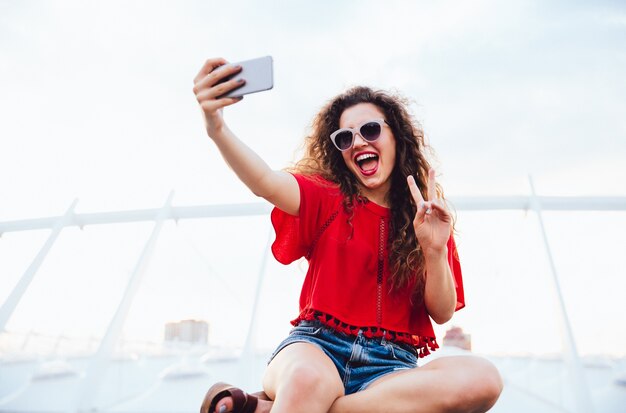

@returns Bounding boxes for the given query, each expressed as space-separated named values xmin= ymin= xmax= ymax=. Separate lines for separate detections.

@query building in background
xmin=164 ymin=320 xmax=209 ymax=345
xmin=442 ymin=326 xmax=471 ymax=351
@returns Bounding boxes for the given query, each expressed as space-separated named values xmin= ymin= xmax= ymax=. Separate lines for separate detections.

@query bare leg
xmin=210 ymin=342 xmax=344 ymax=413
xmin=262 ymin=342 xmax=345 ymax=413
xmin=329 ymin=355 xmax=503 ymax=413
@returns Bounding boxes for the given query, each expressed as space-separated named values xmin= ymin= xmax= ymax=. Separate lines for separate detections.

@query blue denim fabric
xmin=268 ymin=320 xmax=419 ymax=395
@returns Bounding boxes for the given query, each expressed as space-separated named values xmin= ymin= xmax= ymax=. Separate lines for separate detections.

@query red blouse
xmin=271 ymin=174 xmax=464 ymax=357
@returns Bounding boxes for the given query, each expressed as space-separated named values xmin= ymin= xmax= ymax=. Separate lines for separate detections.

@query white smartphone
xmin=217 ymin=56 xmax=274 ymax=98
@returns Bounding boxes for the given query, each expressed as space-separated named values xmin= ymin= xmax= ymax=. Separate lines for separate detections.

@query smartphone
xmin=217 ymin=56 xmax=274 ymax=98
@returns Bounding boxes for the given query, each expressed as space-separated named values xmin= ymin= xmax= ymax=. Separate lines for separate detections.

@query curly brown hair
xmin=291 ymin=86 xmax=446 ymax=301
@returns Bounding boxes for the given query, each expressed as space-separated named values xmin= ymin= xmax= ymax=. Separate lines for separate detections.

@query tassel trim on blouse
xmin=292 ymin=309 xmax=439 ymax=358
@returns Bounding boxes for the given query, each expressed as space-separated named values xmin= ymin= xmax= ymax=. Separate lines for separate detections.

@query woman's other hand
xmin=407 ymin=169 xmax=452 ymax=256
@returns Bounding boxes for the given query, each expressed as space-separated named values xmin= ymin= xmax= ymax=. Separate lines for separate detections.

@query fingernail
xmin=426 ymin=208 xmax=432 ymax=214
xmin=238 ymin=78 xmax=245 ymax=83
xmin=419 ymin=201 xmax=425 ymax=209
xmin=219 ymin=405 xmax=227 ymax=413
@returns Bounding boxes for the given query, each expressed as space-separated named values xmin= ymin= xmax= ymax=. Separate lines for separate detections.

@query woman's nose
xmin=353 ymin=133 xmax=368 ymax=148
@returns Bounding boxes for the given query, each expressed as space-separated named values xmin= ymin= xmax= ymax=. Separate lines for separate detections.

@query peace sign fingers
xmin=407 ymin=169 xmax=452 ymax=252
xmin=408 ymin=169 xmax=438 ymax=217
xmin=407 ymin=174 xmax=428 ymax=215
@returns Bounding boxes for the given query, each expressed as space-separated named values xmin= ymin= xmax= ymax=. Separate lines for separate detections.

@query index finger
xmin=193 ymin=57 xmax=228 ymax=84
xmin=407 ymin=175 xmax=425 ymax=205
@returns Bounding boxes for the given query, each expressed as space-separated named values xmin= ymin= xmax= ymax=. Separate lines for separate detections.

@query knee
xmin=444 ymin=357 xmax=503 ymax=413
xmin=472 ymin=359 xmax=503 ymax=410
xmin=281 ymin=362 xmax=343 ymax=400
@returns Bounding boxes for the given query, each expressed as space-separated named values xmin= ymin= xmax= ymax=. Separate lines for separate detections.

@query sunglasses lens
xmin=360 ymin=122 xmax=382 ymax=141
xmin=335 ymin=131 xmax=354 ymax=150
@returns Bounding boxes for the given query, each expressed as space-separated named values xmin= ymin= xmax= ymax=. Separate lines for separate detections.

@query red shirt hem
xmin=292 ymin=309 xmax=440 ymax=358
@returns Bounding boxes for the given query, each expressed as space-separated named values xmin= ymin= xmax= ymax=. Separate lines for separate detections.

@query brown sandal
xmin=201 ymin=382 xmax=267 ymax=413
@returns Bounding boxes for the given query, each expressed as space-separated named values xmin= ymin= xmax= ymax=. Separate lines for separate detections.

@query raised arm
xmin=407 ymin=170 xmax=457 ymax=324
xmin=193 ymin=58 xmax=300 ymax=215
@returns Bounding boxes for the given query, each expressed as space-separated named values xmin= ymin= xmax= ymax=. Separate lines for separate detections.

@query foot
xmin=213 ymin=396 xmax=272 ymax=413
xmin=201 ymin=383 xmax=273 ymax=413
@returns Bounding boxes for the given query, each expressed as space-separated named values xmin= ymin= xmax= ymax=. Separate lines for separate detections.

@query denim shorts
xmin=268 ymin=320 xmax=419 ymax=395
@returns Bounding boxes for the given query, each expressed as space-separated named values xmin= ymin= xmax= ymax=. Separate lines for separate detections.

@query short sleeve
xmin=270 ymin=174 xmax=339 ymax=265
xmin=448 ymin=235 xmax=465 ymax=311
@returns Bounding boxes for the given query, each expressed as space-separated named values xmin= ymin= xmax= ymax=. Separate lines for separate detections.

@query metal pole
xmin=73 ymin=191 xmax=174 ymax=413
xmin=237 ymin=224 xmax=273 ymax=391
xmin=0 ymin=199 xmax=78 ymax=332
xmin=528 ymin=176 xmax=594 ymax=413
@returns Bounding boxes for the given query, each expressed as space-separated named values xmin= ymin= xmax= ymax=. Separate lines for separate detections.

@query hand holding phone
xmin=216 ymin=56 xmax=274 ymax=98
xmin=193 ymin=56 xmax=273 ymax=139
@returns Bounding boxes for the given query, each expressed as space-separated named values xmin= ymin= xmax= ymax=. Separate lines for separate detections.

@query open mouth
xmin=355 ymin=152 xmax=379 ymax=176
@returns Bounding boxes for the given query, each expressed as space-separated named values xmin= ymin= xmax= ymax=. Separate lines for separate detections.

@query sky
xmin=0 ymin=0 xmax=625 ymax=358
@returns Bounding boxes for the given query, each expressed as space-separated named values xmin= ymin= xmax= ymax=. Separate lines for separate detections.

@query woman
xmin=193 ymin=57 xmax=502 ymax=413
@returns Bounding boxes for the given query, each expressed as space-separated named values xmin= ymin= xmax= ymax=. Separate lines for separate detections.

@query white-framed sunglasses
xmin=330 ymin=119 xmax=388 ymax=151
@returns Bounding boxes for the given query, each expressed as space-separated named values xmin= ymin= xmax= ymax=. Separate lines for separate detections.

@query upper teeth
xmin=356 ymin=154 xmax=377 ymax=162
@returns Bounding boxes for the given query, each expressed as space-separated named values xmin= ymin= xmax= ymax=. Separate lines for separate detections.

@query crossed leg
xmin=210 ymin=344 xmax=502 ymax=413
xmin=208 ymin=342 xmax=343 ymax=413
xmin=328 ymin=355 xmax=503 ymax=413
xmin=261 ymin=342 xmax=345 ymax=413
